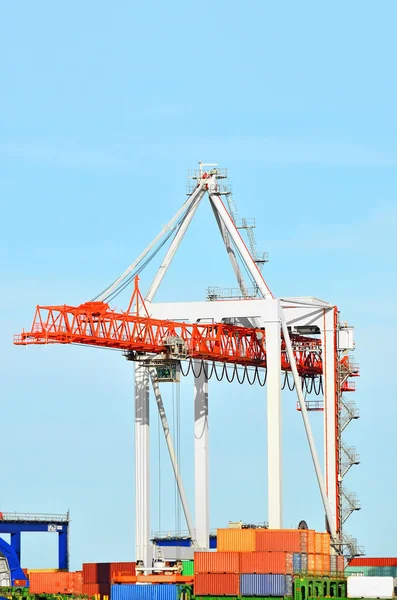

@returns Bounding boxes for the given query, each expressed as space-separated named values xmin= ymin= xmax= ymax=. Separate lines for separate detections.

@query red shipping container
xmin=240 ymin=552 xmax=293 ymax=574
xmin=83 ymin=562 xmax=136 ymax=584
xmin=255 ymin=530 xmax=301 ymax=553
xmin=194 ymin=574 xmax=240 ymax=596
xmin=195 ymin=552 xmax=240 ymax=574
xmin=349 ymin=557 xmax=397 ymax=567
xmin=29 ymin=571 xmax=83 ymax=594
xmin=82 ymin=583 xmax=111 ymax=598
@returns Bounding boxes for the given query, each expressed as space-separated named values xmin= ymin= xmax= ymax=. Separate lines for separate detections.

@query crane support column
xmin=194 ymin=361 xmax=209 ymax=549
xmin=10 ymin=533 xmax=21 ymax=564
xmin=135 ymin=362 xmax=151 ymax=567
xmin=321 ymin=308 xmax=339 ymax=533
xmin=266 ymin=306 xmax=282 ymax=529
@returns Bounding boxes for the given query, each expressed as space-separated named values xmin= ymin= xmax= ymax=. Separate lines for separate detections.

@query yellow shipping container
xmin=217 ymin=528 xmax=256 ymax=552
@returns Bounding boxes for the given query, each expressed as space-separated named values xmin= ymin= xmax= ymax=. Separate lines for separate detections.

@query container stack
xmin=194 ymin=527 xmax=344 ymax=597
xmin=346 ymin=557 xmax=397 ymax=577
xmin=83 ymin=562 xmax=136 ymax=598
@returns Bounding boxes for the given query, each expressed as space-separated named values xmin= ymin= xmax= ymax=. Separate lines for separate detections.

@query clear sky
xmin=1 ymin=1 xmax=396 ymax=569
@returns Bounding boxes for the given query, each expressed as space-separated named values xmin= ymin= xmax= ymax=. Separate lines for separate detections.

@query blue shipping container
xmin=293 ymin=554 xmax=301 ymax=573
xmin=240 ymin=574 xmax=286 ymax=597
xmin=111 ymin=584 xmax=178 ymax=600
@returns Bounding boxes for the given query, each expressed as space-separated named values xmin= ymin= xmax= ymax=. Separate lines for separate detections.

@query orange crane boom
xmin=14 ymin=278 xmax=322 ymax=377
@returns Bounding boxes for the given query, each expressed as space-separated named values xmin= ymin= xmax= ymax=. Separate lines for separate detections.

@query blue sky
xmin=1 ymin=0 xmax=396 ymax=569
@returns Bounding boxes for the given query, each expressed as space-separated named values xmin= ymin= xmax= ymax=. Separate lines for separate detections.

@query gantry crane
xmin=14 ymin=164 xmax=360 ymax=567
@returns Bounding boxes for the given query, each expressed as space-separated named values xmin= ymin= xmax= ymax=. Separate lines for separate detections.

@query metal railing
xmin=1 ymin=512 xmax=69 ymax=523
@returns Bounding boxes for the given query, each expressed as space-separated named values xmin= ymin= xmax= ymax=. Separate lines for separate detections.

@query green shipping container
xmin=346 ymin=565 xmax=397 ymax=577
xmin=182 ymin=560 xmax=194 ymax=576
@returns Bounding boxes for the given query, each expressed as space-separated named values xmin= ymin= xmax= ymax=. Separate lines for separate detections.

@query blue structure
xmin=152 ymin=534 xmax=217 ymax=549
xmin=0 ymin=536 xmax=29 ymax=586
xmin=0 ymin=512 xmax=69 ymax=570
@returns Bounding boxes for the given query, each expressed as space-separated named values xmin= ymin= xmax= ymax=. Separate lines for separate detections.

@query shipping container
xmin=83 ymin=562 xmax=136 ymax=584
xmin=217 ymin=529 xmax=256 ymax=553
xmin=195 ymin=552 xmax=240 ymax=573
xmin=346 ymin=566 xmax=397 ymax=577
xmin=194 ymin=574 xmax=240 ymax=596
xmin=336 ymin=555 xmax=345 ymax=573
xmin=349 ymin=557 xmax=397 ymax=567
xmin=111 ymin=584 xmax=178 ymax=600
xmin=286 ymin=575 xmax=293 ymax=597
xmin=314 ymin=553 xmax=330 ymax=574
xmin=330 ymin=555 xmax=337 ymax=573
xmin=307 ymin=555 xmax=315 ymax=573
xmin=240 ymin=552 xmax=292 ymax=575
xmin=83 ymin=583 xmax=111 ymax=598
xmin=293 ymin=554 xmax=301 ymax=574
xmin=301 ymin=554 xmax=308 ymax=573
xmin=314 ymin=533 xmax=330 ymax=555
xmin=347 ymin=576 xmax=394 ymax=599
xmin=181 ymin=561 xmax=194 ymax=576
xmin=255 ymin=530 xmax=302 ymax=553
xmin=240 ymin=574 xmax=286 ymax=597
xmin=307 ymin=531 xmax=316 ymax=555
xmin=29 ymin=571 xmax=83 ymax=594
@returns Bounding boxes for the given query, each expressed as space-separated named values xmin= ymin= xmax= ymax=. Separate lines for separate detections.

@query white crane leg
xmin=280 ymin=311 xmax=337 ymax=541
xmin=321 ymin=308 xmax=339 ymax=532
xmin=208 ymin=190 xmax=273 ymax=299
xmin=210 ymin=203 xmax=249 ymax=297
xmin=135 ymin=362 xmax=151 ymax=567
xmin=149 ymin=368 xmax=198 ymax=546
xmin=194 ymin=361 xmax=209 ymax=549
xmin=266 ymin=318 xmax=283 ymax=529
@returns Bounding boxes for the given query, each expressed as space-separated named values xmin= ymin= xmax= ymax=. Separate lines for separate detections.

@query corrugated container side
xmin=30 ymin=572 xmax=82 ymax=595
xmin=255 ymin=531 xmax=301 ymax=553
xmin=337 ymin=555 xmax=345 ymax=572
xmin=321 ymin=533 xmax=331 ymax=555
xmin=330 ymin=555 xmax=337 ymax=573
xmin=217 ymin=529 xmax=256 ymax=553
xmin=195 ymin=552 xmax=239 ymax=573
xmin=83 ymin=562 xmax=135 ymax=584
xmin=346 ymin=566 xmax=397 ymax=577
xmin=349 ymin=558 xmax=397 ymax=567
xmin=240 ymin=552 xmax=292 ymax=575
xmin=286 ymin=575 xmax=293 ymax=597
xmin=308 ymin=554 xmax=315 ymax=573
xmin=293 ymin=554 xmax=301 ymax=573
xmin=111 ymin=584 xmax=178 ymax=600
xmin=240 ymin=574 xmax=286 ymax=597
xmin=181 ymin=561 xmax=194 ymax=576
xmin=194 ymin=574 xmax=240 ymax=596
xmin=300 ymin=531 xmax=308 ymax=553
xmin=301 ymin=554 xmax=308 ymax=573
xmin=82 ymin=583 xmax=111 ymax=598
xmin=314 ymin=533 xmax=322 ymax=554
xmin=307 ymin=531 xmax=316 ymax=555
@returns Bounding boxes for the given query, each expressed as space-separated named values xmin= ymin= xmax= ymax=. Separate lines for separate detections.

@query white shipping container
xmin=347 ymin=576 xmax=394 ymax=599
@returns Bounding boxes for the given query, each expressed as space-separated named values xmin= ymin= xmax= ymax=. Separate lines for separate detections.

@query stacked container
xmin=346 ymin=557 xmax=397 ymax=577
xmin=83 ymin=562 xmax=136 ymax=599
xmin=194 ymin=527 xmax=343 ymax=597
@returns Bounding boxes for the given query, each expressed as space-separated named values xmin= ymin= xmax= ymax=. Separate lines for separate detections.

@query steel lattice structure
xmin=14 ymin=163 xmax=360 ymax=567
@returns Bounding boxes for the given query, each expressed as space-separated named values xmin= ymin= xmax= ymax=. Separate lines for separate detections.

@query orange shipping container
xmin=255 ymin=530 xmax=302 ymax=553
xmin=336 ymin=555 xmax=345 ymax=572
xmin=300 ymin=530 xmax=308 ymax=553
xmin=308 ymin=554 xmax=315 ymax=573
xmin=82 ymin=582 xmax=111 ymax=598
xmin=307 ymin=531 xmax=316 ymax=554
xmin=83 ymin=562 xmax=136 ymax=584
xmin=314 ymin=554 xmax=331 ymax=574
xmin=195 ymin=552 xmax=240 ymax=573
xmin=240 ymin=552 xmax=293 ymax=574
xmin=217 ymin=529 xmax=256 ymax=552
xmin=321 ymin=533 xmax=331 ymax=555
xmin=194 ymin=573 xmax=240 ymax=596
xmin=29 ymin=571 xmax=83 ymax=594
